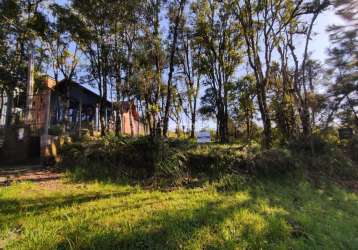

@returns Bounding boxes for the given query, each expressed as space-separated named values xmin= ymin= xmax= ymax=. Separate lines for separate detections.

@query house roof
xmin=55 ymin=79 xmax=111 ymax=107
xmin=47 ymin=78 xmax=141 ymax=120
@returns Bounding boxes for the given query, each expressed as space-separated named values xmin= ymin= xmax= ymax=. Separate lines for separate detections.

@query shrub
xmin=347 ymin=135 xmax=358 ymax=162
xmin=154 ymin=147 xmax=188 ymax=185
xmin=185 ymin=145 xmax=246 ymax=178
xmin=59 ymin=135 xmax=357 ymax=185
xmin=311 ymin=148 xmax=358 ymax=180
xmin=250 ymin=148 xmax=297 ymax=177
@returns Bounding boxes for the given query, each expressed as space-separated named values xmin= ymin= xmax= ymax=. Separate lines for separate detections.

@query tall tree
xmin=0 ymin=0 xmax=47 ymax=130
xmin=193 ymin=0 xmax=243 ymax=142
xmin=131 ymin=0 xmax=165 ymax=137
xmin=235 ymin=0 xmax=328 ymax=147
xmin=177 ymin=15 xmax=201 ymax=138
xmin=58 ymin=0 xmax=129 ymax=135
xmin=162 ymin=0 xmax=187 ymax=137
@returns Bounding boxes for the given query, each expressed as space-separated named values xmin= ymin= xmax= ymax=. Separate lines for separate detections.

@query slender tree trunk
xmin=190 ymin=112 xmax=196 ymax=139
xmin=162 ymin=0 xmax=186 ymax=137
xmin=245 ymin=108 xmax=251 ymax=140
xmin=256 ymin=82 xmax=272 ymax=148
xmin=0 ymin=90 xmax=4 ymax=125
xmin=25 ymin=46 xmax=35 ymax=126
xmin=5 ymin=89 xmax=13 ymax=130
xmin=115 ymin=110 xmax=122 ymax=136
xmin=63 ymin=83 xmax=70 ymax=133
xmin=129 ymin=101 xmax=134 ymax=136
xmin=99 ymin=98 xmax=107 ymax=136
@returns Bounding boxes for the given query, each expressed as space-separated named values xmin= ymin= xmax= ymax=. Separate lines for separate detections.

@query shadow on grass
xmin=2 ymin=174 xmax=357 ymax=250
xmin=56 ymin=200 xmax=245 ymax=250
xmin=54 ymin=193 xmax=294 ymax=250
xmin=0 ymin=191 xmax=133 ymax=224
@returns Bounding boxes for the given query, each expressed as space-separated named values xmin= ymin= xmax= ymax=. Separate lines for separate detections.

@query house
xmin=32 ymin=77 xmax=145 ymax=136
xmin=0 ymin=77 xmax=146 ymax=164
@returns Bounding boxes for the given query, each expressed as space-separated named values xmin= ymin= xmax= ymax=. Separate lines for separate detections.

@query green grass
xmin=0 ymin=175 xmax=357 ymax=250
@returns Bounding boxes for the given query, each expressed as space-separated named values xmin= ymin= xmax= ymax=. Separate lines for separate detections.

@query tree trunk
xmin=25 ymin=47 xmax=35 ymax=126
xmin=162 ymin=0 xmax=186 ymax=137
xmin=190 ymin=112 xmax=196 ymax=139
xmin=5 ymin=89 xmax=13 ymax=130
xmin=245 ymin=108 xmax=251 ymax=140
xmin=99 ymin=99 xmax=106 ymax=137
xmin=0 ymin=90 xmax=4 ymax=124
xmin=63 ymin=84 xmax=70 ymax=133
xmin=257 ymin=83 xmax=272 ymax=148
xmin=217 ymin=103 xmax=228 ymax=143
xmin=129 ymin=102 xmax=134 ymax=136
xmin=115 ymin=110 xmax=122 ymax=136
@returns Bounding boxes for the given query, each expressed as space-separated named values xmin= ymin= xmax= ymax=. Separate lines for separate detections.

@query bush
xmin=59 ymin=134 xmax=357 ymax=185
xmin=347 ymin=135 xmax=358 ymax=162
xmin=60 ymin=136 xmax=190 ymax=182
xmin=311 ymin=148 xmax=358 ymax=180
xmin=250 ymin=149 xmax=297 ymax=177
xmin=186 ymin=145 xmax=247 ymax=178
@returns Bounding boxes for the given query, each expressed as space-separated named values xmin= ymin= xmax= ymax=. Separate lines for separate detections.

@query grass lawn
xmin=0 ymin=175 xmax=357 ymax=250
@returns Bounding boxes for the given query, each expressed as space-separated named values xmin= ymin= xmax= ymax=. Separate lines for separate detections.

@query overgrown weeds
xmin=59 ymin=133 xmax=358 ymax=188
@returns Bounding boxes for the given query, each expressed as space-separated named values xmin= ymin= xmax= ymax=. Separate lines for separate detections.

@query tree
xmin=325 ymin=26 xmax=358 ymax=128
xmin=234 ymin=0 xmax=329 ymax=147
xmin=322 ymin=0 xmax=357 ymax=129
xmin=42 ymin=5 xmax=80 ymax=132
xmin=131 ymin=0 xmax=166 ymax=137
xmin=231 ymin=75 xmax=256 ymax=141
xmin=0 ymin=0 xmax=47 ymax=130
xmin=176 ymin=14 xmax=202 ymax=138
xmin=58 ymin=0 xmax=129 ymax=136
xmin=162 ymin=0 xmax=187 ymax=137
xmin=193 ymin=0 xmax=243 ymax=142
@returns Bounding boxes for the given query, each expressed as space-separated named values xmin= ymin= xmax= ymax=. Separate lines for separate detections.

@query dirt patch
xmin=0 ymin=165 xmax=63 ymax=186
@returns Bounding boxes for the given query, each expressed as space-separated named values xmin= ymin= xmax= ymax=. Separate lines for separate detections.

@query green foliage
xmin=251 ymin=149 xmax=297 ymax=177
xmin=60 ymin=134 xmax=358 ymax=186
xmin=48 ymin=124 xmax=64 ymax=136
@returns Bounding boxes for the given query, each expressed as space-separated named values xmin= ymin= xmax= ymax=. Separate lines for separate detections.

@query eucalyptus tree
xmin=325 ymin=25 xmax=358 ymax=128
xmin=0 ymin=0 xmax=47 ymax=129
xmin=41 ymin=5 xmax=81 ymax=132
xmin=322 ymin=0 xmax=357 ymax=129
xmin=56 ymin=0 xmax=132 ymax=135
xmin=162 ymin=0 xmax=187 ymax=137
xmin=131 ymin=0 xmax=166 ymax=137
xmin=110 ymin=0 xmax=143 ymax=136
xmin=176 ymin=12 xmax=202 ymax=138
xmin=234 ymin=0 xmax=329 ymax=147
xmin=192 ymin=0 xmax=243 ymax=142
xmin=234 ymin=0 xmax=296 ymax=147
xmin=231 ymin=75 xmax=256 ymax=141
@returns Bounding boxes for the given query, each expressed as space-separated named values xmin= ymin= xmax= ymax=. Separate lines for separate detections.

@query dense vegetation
xmin=60 ymin=131 xmax=358 ymax=186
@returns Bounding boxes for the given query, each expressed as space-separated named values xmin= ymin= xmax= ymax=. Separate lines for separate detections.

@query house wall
xmin=121 ymin=112 xmax=145 ymax=136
